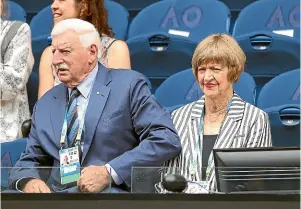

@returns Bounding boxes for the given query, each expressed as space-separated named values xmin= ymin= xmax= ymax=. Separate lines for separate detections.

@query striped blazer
xmin=165 ymin=93 xmax=272 ymax=192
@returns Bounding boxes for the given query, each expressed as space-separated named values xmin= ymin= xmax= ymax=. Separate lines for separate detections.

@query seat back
xmin=1 ymin=138 xmax=27 ymax=189
xmin=127 ymin=0 xmax=230 ymax=88
xmin=112 ymin=0 xmax=160 ymax=12
xmin=30 ymin=1 xmax=129 ymax=40
xmin=257 ymin=69 xmax=300 ymax=146
xmin=6 ymin=1 xmax=26 ymax=22
xmin=232 ymin=0 xmax=300 ymax=85
xmin=235 ymin=32 xmax=300 ymax=85
xmin=233 ymin=0 xmax=300 ymax=40
xmin=128 ymin=0 xmax=230 ymax=42
xmin=257 ymin=69 xmax=300 ymax=109
xmin=105 ymin=1 xmax=129 ymax=40
xmin=127 ymin=34 xmax=197 ymax=88
xmin=155 ymin=68 xmax=256 ymax=108
xmin=29 ymin=5 xmax=53 ymax=38
xmin=10 ymin=0 xmax=52 ymax=20
xmin=264 ymin=104 xmax=300 ymax=147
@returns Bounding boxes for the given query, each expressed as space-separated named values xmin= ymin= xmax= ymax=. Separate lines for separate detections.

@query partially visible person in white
xmin=0 ymin=0 xmax=34 ymax=142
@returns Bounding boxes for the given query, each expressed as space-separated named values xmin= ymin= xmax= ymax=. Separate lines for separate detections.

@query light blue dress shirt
xmin=67 ymin=63 xmax=123 ymax=185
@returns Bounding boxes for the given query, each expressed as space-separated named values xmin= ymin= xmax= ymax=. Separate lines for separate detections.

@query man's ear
xmin=88 ymin=44 xmax=98 ymax=64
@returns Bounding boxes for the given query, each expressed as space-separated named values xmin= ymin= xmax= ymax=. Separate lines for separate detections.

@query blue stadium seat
xmin=257 ymin=69 xmax=300 ymax=147
xmin=112 ymin=0 xmax=160 ymax=12
xmin=233 ymin=0 xmax=300 ymax=40
xmin=6 ymin=1 xmax=26 ymax=22
xmin=29 ymin=6 xmax=53 ymax=39
xmin=155 ymin=68 xmax=256 ymax=110
xmin=218 ymin=0 xmax=258 ymax=33
xmin=257 ymin=69 xmax=300 ymax=109
xmin=1 ymin=138 xmax=27 ymax=190
xmin=10 ymin=0 xmax=52 ymax=21
xmin=128 ymin=0 xmax=230 ymax=43
xmin=29 ymin=6 xmax=53 ymax=76
xmin=264 ymin=104 xmax=300 ymax=147
xmin=29 ymin=1 xmax=129 ymax=40
xmin=127 ymin=0 xmax=230 ymax=88
xmin=105 ymin=0 xmax=129 ymax=40
xmin=235 ymin=32 xmax=300 ymax=85
xmin=232 ymin=0 xmax=300 ymax=85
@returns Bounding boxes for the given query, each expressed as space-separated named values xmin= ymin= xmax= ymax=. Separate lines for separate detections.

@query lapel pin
xmin=96 ymin=92 xmax=100 ymax=95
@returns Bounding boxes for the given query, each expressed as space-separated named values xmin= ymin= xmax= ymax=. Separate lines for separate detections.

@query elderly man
xmin=9 ymin=19 xmax=181 ymax=193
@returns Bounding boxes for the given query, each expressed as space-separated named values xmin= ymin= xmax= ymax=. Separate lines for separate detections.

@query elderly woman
xmin=164 ymin=34 xmax=272 ymax=193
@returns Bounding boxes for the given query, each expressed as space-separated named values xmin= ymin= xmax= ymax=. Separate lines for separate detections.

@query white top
xmin=0 ymin=20 xmax=34 ymax=142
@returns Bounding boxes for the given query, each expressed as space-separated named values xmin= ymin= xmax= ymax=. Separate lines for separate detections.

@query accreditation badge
xmin=59 ymin=146 xmax=81 ymax=185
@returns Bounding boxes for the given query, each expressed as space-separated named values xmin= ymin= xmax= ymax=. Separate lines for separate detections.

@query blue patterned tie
xmin=67 ymin=88 xmax=80 ymax=146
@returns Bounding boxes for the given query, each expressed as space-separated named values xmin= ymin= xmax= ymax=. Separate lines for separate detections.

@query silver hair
xmin=51 ymin=18 xmax=101 ymax=59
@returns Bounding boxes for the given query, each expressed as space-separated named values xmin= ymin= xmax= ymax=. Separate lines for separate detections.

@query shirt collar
xmin=68 ymin=62 xmax=98 ymax=99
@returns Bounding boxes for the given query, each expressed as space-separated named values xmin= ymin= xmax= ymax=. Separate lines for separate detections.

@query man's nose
xmin=52 ymin=52 xmax=63 ymax=66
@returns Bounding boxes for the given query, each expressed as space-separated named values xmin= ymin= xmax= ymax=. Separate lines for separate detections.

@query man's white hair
xmin=51 ymin=18 xmax=101 ymax=59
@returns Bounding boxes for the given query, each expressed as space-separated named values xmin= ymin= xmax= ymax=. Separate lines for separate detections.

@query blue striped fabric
xmin=67 ymin=88 xmax=80 ymax=146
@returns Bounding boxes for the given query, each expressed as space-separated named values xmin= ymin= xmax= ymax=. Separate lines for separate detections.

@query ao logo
xmin=266 ymin=5 xmax=300 ymax=28
xmin=292 ymin=85 xmax=300 ymax=101
xmin=161 ymin=6 xmax=202 ymax=29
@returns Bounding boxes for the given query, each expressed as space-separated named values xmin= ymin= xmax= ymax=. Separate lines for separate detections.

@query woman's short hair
xmin=191 ymin=34 xmax=246 ymax=83
xmin=75 ymin=0 xmax=113 ymax=37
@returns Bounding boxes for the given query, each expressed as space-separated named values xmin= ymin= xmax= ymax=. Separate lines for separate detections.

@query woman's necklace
xmin=204 ymin=106 xmax=227 ymax=124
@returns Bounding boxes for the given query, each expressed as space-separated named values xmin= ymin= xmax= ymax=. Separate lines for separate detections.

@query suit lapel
xmin=214 ymin=93 xmax=245 ymax=149
xmin=51 ymin=84 xmax=68 ymax=148
xmin=190 ymin=97 xmax=205 ymax=180
xmin=207 ymin=93 xmax=246 ymax=187
xmin=81 ymin=64 xmax=111 ymax=163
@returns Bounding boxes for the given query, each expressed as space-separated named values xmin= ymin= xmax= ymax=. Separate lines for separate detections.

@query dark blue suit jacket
xmin=10 ymin=65 xmax=181 ymax=190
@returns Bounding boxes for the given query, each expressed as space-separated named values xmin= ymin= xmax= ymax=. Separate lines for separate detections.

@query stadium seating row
xmin=7 ymin=0 xmax=300 ymax=87
xmin=7 ymin=0 xmax=300 ymax=40
xmin=2 ymin=0 xmax=299 ymax=193
xmin=2 ymin=69 xmax=300 ymax=190
xmin=10 ymin=0 xmax=257 ymax=16
xmin=6 ymin=0 xmax=300 ymax=113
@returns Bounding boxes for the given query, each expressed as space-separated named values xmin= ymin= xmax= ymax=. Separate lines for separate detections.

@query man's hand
xmin=77 ymin=165 xmax=110 ymax=193
xmin=22 ymin=179 xmax=51 ymax=193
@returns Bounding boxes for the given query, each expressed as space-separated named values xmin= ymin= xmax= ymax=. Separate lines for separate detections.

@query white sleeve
xmin=0 ymin=22 xmax=34 ymax=100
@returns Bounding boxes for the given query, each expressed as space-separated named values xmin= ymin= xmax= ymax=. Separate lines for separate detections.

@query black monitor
xmin=213 ymin=147 xmax=300 ymax=194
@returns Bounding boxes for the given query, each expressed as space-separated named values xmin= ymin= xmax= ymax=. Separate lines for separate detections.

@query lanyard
xmin=59 ymin=88 xmax=92 ymax=149
xmin=189 ymin=97 xmax=232 ymax=181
